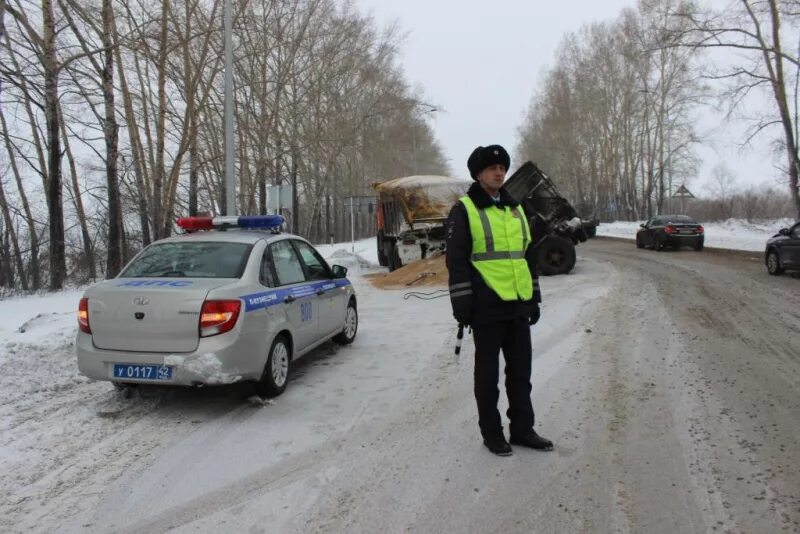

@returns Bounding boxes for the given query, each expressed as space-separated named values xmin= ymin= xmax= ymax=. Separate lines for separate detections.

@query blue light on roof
xmin=238 ymin=215 xmax=284 ymax=228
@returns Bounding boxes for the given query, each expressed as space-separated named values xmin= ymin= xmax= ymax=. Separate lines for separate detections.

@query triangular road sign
xmin=673 ymin=184 xmax=695 ymax=198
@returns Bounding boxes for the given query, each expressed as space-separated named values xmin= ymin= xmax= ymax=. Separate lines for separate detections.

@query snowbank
xmin=597 ymin=218 xmax=796 ymax=251
xmin=315 ymin=237 xmax=380 ymax=270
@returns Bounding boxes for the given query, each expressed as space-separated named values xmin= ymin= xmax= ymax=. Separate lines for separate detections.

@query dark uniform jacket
xmin=445 ymin=182 xmax=541 ymax=326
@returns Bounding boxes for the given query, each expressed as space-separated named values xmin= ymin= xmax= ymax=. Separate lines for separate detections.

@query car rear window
xmin=665 ymin=215 xmax=696 ymax=223
xmin=120 ymin=242 xmax=253 ymax=278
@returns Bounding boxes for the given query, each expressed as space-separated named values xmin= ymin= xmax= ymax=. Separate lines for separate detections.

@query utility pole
xmin=223 ymin=0 xmax=235 ymax=216
xmin=411 ymin=104 xmax=437 ymax=175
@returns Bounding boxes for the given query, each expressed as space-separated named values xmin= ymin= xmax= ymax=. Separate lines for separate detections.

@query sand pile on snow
xmin=366 ymin=256 xmax=448 ymax=289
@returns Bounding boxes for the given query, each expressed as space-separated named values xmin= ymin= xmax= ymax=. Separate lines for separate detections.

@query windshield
xmin=120 ymin=241 xmax=253 ymax=278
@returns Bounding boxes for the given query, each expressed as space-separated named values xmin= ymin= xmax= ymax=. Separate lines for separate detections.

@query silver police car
xmin=76 ymin=215 xmax=358 ymax=397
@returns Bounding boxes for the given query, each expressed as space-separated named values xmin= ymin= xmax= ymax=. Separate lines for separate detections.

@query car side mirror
xmin=640 ymin=223 xmax=646 ymax=228
xmin=331 ymin=264 xmax=348 ymax=279
xmin=779 ymin=228 xmax=790 ymax=236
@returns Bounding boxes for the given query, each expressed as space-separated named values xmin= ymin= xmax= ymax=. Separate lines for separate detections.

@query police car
xmin=76 ymin=215 xmax=357 ymax=397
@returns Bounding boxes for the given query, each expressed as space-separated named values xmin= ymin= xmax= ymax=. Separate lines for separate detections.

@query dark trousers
xmin=472 ymin=318 xmax=535 ymax=439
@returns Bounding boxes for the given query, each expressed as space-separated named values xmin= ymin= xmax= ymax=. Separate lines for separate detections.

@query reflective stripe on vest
xmin=460 ymin=196 xmax=533 ymax=301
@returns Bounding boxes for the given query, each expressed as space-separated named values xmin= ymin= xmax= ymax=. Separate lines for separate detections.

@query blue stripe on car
xmin=241 ymin=279 xmax=351 ymax=312
xmin=116 ymin=280 xmax=194 ymax=287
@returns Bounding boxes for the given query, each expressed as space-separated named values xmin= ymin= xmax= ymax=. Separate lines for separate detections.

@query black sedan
xmin=636 ymin=215 xmax=704 ymax=251
xmin=765 ymin=221 xmax=800 ymax=275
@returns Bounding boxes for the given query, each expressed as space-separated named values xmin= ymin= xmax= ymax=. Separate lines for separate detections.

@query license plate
xmin=112 ymin=364 xmax=173 ymax=381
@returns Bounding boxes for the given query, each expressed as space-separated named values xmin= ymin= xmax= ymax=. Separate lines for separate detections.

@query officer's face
xmin=477 ymin=164 xmax=507 ymax=191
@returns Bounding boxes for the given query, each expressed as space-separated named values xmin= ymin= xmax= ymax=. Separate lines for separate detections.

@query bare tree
xmin=0 ymin=0 xmax=449 ymax=291
xmin=705 ymin=161 xmax=738 ymax=219
xmin=517 ymin=1 xmax=703 ymax=221
xmin=668 ymin=0 xmax=800 ymax=217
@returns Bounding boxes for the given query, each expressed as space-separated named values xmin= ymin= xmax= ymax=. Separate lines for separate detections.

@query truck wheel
xmin=537 ymin=236 xmax=577 ymax=275
xmin=585 ymin=225 xmax=597 ymax=238
xmin=388 ymin=242 xmax=403 ymax=272
xmin=377 ymin=233 xmax=388 ymax=267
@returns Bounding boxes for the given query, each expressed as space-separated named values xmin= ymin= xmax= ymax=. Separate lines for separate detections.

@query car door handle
xmin=284 ymin=295 xmax=296 ymax=304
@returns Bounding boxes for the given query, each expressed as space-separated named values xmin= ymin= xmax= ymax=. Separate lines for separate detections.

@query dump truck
xmin=502 ymin=161 xmax=589 ymax=275
xmin=374 ymin=175 xmax=471 ymax=271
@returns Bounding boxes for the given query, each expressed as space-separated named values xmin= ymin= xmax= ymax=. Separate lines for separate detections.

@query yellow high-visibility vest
xmin=460 ymin=195 xmax=533 ymax=301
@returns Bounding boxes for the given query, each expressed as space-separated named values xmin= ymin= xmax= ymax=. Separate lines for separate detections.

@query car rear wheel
xmin=653 ymin=236 xmax=663 ymax=251
xmin=255 ymin=335 xmax=291 ymax=397
xmin=334 ymin=300 xmax=358 ymax=345
xmin=694 ymin=241 xmax=704 ymax=251
xmin=767 ymin=250 xmax=784 ymax=275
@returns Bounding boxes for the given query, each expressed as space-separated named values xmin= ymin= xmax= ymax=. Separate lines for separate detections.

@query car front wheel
xmin=767 ymin=250 xmax=784 ymax=275
xmin=334 ymin=300 xmax=358 ymax=345
xmin=255 ymin=335 xmax=291 ymax=397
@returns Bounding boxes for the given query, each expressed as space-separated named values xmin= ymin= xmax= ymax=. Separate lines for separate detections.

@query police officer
xmin=446 ymin=144 xmax=553 ymax=456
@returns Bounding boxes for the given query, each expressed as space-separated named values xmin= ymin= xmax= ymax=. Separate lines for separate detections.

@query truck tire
xmin=388 ymin=241 xmax=403 ymax=272
xmin=537 ymin=236 xmax=576 ymax=275
xmin=585 ymin=225 xmax=596 ymax=238
xmin=377 ymin=232 xmax=388 ymax=267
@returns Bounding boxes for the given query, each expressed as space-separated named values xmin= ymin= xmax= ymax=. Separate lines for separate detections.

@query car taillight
xmin=199 ymin=299 xmax=241 ymax=337
xmin=665 ymin=224 xmax=676 ymax=234
xmin=78 ymin=297 xmax=91 ymax=334
xmin=696 ymin=225 xmax=704 ymax=234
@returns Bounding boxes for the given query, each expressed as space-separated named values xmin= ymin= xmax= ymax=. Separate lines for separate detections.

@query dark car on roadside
xmin=636 ymin=215 xmax=704 ymax=251
xmin=765 ymin=221 xmax=800 ymax=275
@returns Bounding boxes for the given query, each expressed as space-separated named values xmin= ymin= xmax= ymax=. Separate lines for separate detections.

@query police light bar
xmin=176 ymin=215 xmax=285 ymax=232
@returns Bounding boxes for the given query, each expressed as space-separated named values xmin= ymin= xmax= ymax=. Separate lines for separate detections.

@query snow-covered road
xmin=2 ymin=234 xmax=799 ymax=533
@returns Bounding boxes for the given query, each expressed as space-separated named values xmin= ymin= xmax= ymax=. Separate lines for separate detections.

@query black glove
xmin=452 ymin=295 xmax=472 ymax=326
xmin=453 ymin=306 xmax=472 ymax=327
xmin=528 ymin=302 xmax=540 ymax=325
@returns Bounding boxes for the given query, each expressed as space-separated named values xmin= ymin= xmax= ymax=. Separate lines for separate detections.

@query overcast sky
xmin=354 ymin=0 xmax=783 ymax=194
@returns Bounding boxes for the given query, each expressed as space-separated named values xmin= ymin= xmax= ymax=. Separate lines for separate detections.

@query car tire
xmin=255 ymin=334 xmax=291 ymax=398
xmin=537 ymin=236 xmax=577 ymax=275
xmin=694 ymin=241 xmax=704 ymax=251
xmin=767 ymin=250 xmax=784 ymax=275
xmin=333 ymin=299 xmax=358 ymax=345
xmin=636 ymin=236 xmax=644 ymax=249
xmin=653 ymin=236 xmax=663 ymax=251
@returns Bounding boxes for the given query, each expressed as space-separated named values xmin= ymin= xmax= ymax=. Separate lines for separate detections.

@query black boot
xmin=509 ymin=430 xmax=554 ymax=451
xmin=483 ymin=434 xmax=513 ymax=456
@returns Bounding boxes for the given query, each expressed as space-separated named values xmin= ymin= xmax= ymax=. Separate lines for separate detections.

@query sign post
xmin=343 ymin=196 xmax=377 ymax=253
xmin=672 ymin=184 xmax=695 ymax=214
xmin=267 ymin=185 xmax=293 ymax=228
